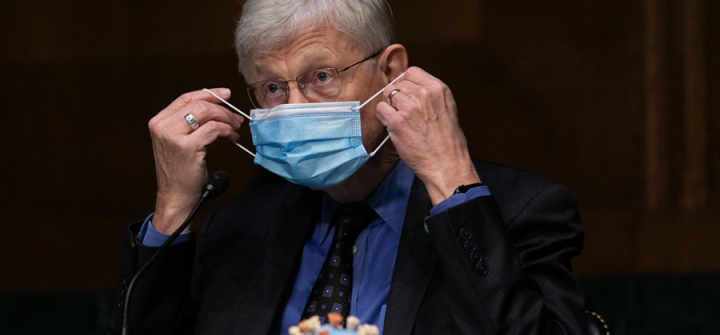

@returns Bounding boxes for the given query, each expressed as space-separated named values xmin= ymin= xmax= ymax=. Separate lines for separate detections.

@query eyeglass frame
xmin=245 ymin=49 xmax=384 ymax=109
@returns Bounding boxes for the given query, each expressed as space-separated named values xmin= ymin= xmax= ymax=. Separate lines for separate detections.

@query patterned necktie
xmin=301 ymin=203 xmax=375 ymax=324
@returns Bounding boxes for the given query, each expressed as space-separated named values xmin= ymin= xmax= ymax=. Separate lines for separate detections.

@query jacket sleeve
xmin=424 ymin=184 xmax=586 ymax=335
xmin=107 ymin=222 xmax=197 ymax=335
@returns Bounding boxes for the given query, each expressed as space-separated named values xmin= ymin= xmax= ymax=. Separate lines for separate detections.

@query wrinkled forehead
xmin=243 ymin=26 xmax=361 ymax=83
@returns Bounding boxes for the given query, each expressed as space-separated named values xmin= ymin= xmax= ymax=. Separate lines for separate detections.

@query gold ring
xmin=387 ymin=89 xmax=401 ymax=108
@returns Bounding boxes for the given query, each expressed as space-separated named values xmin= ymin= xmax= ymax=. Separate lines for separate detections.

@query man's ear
xmin=379 ymin=44 xmax=408 ymax=82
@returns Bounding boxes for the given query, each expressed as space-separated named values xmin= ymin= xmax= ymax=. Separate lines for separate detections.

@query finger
xmin=157 ymin=88 xmax=233 ymax=120
xmin=383 ymin=83 xmax=419 ymax=113
xmin=383 ymin=84 xmax=418 ymax=112
xmin=376 ymin=101 xmax=404 ymax=133
xmin=403 ymin=66 xmax=441 ymax=86
xmin=186 ymin=120 xmax=241 ymax=147
xmin=395 ymin=79 xmax=423 ymax=95
xmin=383 ymin=84 xmax=401 ymax=107
xmin=403 ymin=68 xmax=451 ymax=109
xmin=173 ymin=100 xmax=244 ymax=134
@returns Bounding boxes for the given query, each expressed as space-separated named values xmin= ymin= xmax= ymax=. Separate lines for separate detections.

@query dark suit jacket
xmin=110 ymin=160 xmax=586 ymax=335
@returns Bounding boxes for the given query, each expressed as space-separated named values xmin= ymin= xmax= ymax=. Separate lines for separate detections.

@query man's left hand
xmin=376 ymin=67 xmax=481 ymax=205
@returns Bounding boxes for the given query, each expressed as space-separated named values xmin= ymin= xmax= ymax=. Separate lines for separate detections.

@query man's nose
xmin=287 ymin=81 xmax=310 ymax=104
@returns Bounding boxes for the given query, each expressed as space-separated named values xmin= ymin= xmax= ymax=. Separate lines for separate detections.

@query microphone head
xmin=203 ymin=171 xmax=230 ymax=200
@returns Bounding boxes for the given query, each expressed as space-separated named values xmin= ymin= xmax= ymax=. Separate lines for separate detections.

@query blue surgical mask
xmin=204 ymin=72 xmax=404 ymax=188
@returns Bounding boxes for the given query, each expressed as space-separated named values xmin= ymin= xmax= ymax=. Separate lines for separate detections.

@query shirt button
xmin=475 ymin=260 xmax=488 ymax=275
xmin=463 ymin=240 xmax=477 ymax=252
xmin=470 ymin=251 xmax=481 ymax=263
xmin=459 ymin=227 xmax=472 ymax=240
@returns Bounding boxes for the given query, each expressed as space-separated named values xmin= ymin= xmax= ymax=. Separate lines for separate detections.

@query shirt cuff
xmin=138 ymin=213 xmax=193 ymax=247
xmin=429 ymin=185 xmax=491 ymax=216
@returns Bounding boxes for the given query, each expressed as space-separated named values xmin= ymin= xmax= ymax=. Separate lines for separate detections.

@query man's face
xmin=248 ymin=26 xmax=388 ymax=153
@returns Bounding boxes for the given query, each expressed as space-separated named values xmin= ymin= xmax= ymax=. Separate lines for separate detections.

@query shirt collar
xmin=319 ymin=160 xmax=415 ymax=240
xmin=365 ymin=160 xmax=414 ymax=236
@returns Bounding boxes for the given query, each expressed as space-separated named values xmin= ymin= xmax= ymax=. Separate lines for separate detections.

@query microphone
xmin=202 ymin=171 xmax=229 ymax=200
xmin=121 ymin=171 xmax=230 ymax=335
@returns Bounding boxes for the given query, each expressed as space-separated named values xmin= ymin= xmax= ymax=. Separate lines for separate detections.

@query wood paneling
xmin=645 ymin=0 xmax=670 ymax=211
xmin=710 ymin=0 xmax=720 ymax=208
xmin=680 ymin=0 xmax=708 ymax=210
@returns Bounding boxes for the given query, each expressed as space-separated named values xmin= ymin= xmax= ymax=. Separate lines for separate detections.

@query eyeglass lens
xmin=250 ymin=68 xmax=341 ymax=109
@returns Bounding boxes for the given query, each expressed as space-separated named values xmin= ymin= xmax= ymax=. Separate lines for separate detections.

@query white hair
xmin=234 ymin=0 xmax=396 ymax=81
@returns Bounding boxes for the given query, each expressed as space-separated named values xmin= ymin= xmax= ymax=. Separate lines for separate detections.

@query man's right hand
xmin=148 ymin=88 xmax=244 ymax=234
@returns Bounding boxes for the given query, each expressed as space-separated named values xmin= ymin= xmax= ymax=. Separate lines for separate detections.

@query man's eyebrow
xmin=253 ymin=62 xmax=283 ymax=81
xmin=252 ymin=50 xmax=337 ymax=81
xmin=293 ymin=51 xmax=336 ymax=74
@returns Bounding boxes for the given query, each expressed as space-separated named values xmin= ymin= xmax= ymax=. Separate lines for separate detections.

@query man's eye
xmin=266 ymin=83 xmax=279 ymax=94
xmin=316 ymin=72 xmax=329 ymax=82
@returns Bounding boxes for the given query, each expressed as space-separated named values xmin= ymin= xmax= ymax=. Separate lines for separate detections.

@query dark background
xmin=1 ymin=0 xmax=719 ymax=333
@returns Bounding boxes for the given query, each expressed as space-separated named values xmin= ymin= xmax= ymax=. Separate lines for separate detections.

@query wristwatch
xmin=453 ymin=183 xmax=484 ymax=195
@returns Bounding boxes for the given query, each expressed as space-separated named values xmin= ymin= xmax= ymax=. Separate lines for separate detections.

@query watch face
xmin=453 ymin=185 xmax=467 ymax=195
xmin=454 ymin=183 xmax=484 ymax=194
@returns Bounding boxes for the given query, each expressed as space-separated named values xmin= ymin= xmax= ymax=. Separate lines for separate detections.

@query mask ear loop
xmin=358 ymin=72 xmax=406 ymax=157
xmin=203 ymin=88 xmax=256 ymax=157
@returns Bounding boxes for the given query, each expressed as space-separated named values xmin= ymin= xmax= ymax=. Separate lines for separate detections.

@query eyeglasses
xmin=246 ymin=49 xmax=383 ymax=109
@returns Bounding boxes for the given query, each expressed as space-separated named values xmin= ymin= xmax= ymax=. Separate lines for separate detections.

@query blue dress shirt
xmin=139 ymin=161 xmax=490 ymax=334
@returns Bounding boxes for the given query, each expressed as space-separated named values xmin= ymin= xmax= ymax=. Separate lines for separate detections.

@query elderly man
xmin=110 ymin=0 xmax=586 ymax=334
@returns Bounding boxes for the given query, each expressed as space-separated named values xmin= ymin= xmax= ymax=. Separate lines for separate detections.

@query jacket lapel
xmin=231 ymin=188 xmax=321 ymax=335
xmin=383 ymin=178 xmax=438 ymax=335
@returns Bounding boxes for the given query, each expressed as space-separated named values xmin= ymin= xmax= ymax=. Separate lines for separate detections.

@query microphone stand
xmin=121 ymin=172 xmax=228 ymax=335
